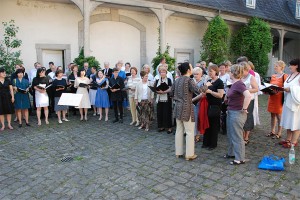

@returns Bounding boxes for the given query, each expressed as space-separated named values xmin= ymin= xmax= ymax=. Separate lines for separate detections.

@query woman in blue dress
xmin=95 ymin=70 xmax=110 ymax=121
xmin=12 ymin=69 xmax=31 ymax=127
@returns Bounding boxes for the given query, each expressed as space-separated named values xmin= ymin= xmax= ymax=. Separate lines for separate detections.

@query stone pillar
xmin=83 ymin=0 xmax=91 ymax=57
xmin=278 ymin=29 xmax=287 ymax=60
xmin=150 ymin=8 xmax=174 ymax=53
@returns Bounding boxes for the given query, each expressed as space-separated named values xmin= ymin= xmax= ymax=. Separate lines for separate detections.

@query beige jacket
xmin=134 ymin=80 xmax=154 ymax=102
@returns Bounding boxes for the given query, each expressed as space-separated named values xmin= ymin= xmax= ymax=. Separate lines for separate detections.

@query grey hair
xmin=192 ymin=67 xmax=203 ymax=74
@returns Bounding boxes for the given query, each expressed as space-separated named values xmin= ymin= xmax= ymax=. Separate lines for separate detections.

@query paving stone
xmin=0 ymin=96 xmax=299 ymax=199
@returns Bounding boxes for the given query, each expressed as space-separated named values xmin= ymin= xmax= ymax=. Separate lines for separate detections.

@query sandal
xmin=279 ymin=140 xmax=290 ymax=145
xmin=230 ymin=160 xmax=245 ymax=165
xmin=272 ymin=134 xmax=281 ymax=139
xmin=195 ymin=135 xmax=201 ymax=143
xmin=266 ymin=132 xmax=275 ymax=137
xmin=283 ymin=141 xmax=298 ymax=148
xmin=244 ymin=140 xmax=250 ymax=145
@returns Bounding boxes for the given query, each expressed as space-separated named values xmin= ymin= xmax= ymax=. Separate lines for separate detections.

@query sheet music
xmin=58 ymin=93 xmax=83 ymax=106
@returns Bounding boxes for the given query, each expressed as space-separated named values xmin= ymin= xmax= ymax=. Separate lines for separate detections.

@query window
xmin=246 ymin=0 xmax=256 ymax=9
xmin=296 ymin=1 xmax=300 ymax=19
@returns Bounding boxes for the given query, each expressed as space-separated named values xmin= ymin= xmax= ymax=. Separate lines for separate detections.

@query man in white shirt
xmin=28 ymin=62 xmax=41 ymax=83
xmin=47 ymin=65 xmax=57 ymax=81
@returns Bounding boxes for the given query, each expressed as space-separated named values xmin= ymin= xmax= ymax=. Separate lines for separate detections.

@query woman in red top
xmin=266 ymin=61 xmax=288 ymax=139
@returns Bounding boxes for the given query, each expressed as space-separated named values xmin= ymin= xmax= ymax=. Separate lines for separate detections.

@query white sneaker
xmin=63 ymin=118 xmax=69 ymax=122
xmin=135 ymin=122 xmax=140 ymax=127
xmin=93 ymin=113 xmax=96 ymax=116
xmin=58 ymin=120 xmax=63 ymax=124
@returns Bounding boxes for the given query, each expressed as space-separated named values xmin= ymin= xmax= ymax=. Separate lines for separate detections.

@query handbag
xmin=207 ymin=105 xmax=221 ymax=118
xmin=258 ymin=155 xmax=285 ymax=171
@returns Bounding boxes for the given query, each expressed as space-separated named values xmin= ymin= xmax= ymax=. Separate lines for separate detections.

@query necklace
xmin=286 ymin=72 xmax=300 ymax=83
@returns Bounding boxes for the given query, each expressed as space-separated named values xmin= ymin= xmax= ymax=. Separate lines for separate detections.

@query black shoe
xmin=167 ymin=130 xmax=172 ymax=134
xmin=208 ymin=147 xmax=216 ymax=151
xmin=113 ymin=119 xmax=119 ymax=123
xmin=158 ymin=128 xmax=165 ymax=132
xmin=223 ymin=154 xmax=235 ymax=159
xmin=119 ymin=119 xmax=123 ymax=123
xmin=25 ymin=123 xmax=31 ymax=127
xmin=18 ymin=124 xmax=22 ymax=128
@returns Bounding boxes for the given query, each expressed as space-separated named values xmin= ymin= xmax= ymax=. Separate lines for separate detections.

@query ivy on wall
xmin=231 ymin=17 xmax=273 ymax=76
xmin=200 ymin=15 xmax=230 ymax=64
xmin=151 ymin=28 xmax=176 ymax=76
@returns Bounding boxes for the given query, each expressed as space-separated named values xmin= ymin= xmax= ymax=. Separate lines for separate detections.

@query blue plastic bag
xmin=258 ymin=155 xmax=285 ymax=171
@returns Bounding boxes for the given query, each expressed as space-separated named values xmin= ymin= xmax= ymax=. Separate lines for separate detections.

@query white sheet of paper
xmin=58 ymin=93 xmax=83 ymax=107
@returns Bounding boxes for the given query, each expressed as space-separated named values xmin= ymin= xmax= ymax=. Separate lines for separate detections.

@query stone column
xmin=278 ymin=29 xmax=287 ymax=60
xmin=83 ymin=0 xmax=91 ymax=57
xmin=150 ymin=8 xmax=174 ymax=53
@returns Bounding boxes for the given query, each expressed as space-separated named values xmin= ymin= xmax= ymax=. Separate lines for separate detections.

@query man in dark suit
xmin=102 ymin=62 xmax=113 ymax=108
xmin=102 ymin=62 xmax=112 ymax=78
xmin=83 ymin=62 xmax=92 ymax=78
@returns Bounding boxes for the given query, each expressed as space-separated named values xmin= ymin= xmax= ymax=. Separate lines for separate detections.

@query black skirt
xmin=157 ymin=100 xmax=173 ymax=128
xmin=243 ymin=100 xmax=254 ymax=131
xmin=0 ymin=93 xmax=14 ymax=115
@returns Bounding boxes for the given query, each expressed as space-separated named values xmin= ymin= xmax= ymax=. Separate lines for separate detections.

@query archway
xmin=78 ymin=12 xmax=146 ymax=66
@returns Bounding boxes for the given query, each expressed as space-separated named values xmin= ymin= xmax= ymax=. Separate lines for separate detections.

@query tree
xmin=73 ymin=47 xmax=100 ymax=69
xmin=231 ymin=17 xmax=273 ymax=76
xmin=151 ymin=28 xmax=176 ymax=76
xmin=0 ymin=20 xmax=23 ymax=74
xmin=200 ymin=15 xmax=230 ymax=64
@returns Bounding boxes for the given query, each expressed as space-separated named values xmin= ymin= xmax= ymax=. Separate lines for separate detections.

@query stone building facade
xmin=0 ymin=0 xmax=300 ymax=75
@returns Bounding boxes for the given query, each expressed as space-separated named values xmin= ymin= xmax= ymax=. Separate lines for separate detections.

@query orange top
xmin=267 ymin=74 xmax=288 ymax=114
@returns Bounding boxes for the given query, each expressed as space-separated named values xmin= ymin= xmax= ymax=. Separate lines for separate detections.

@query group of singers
xmin=1 ymin=57 xmax=300 ymax=165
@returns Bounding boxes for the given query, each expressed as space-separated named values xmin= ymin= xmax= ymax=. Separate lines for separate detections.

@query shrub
xmin=0 ymin=20 xmax=23 ymax=74
xmin=231 ymin=17 xmax=273 ymax=76
xmin=73 ymin=47 xmax=100 ymax=69
xmin=200 ymin=15 xmax=230 ymax=64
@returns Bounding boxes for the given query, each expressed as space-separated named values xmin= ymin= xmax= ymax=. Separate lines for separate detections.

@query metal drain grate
xmin=61 ymin=156 xmax=73 ymax=162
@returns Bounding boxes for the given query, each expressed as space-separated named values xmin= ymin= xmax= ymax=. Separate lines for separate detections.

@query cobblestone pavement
xmin=0 ymin=95 xmax=300 ymax=200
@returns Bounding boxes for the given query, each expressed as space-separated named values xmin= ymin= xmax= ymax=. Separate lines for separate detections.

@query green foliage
xmin=0 ymin=20 xmax=23 ymax=75
xmin=151 ymin=28 xmax=176 ymax=76
xmin=231 ymin=17 xmax=273 ymax=76
xmin=201 ymin=16 xmax=230 ymax=64
xmin=151 ymin=45 xmax=176 ymax=76
xmin=73 ymin=47 xmax=100 ymax=69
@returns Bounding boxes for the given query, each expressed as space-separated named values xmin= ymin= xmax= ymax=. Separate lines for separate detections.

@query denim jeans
xmin=226 ymin=110 xmax=247 ymax=161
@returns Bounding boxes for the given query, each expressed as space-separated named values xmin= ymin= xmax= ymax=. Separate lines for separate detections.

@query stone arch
xmin=78 ymin=12 xmax=147 ymax=65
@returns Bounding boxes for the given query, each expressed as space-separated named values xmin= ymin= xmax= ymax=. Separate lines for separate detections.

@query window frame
xmin=246 ymin=0 xmax=256 ymax=9
xmin=296 ymin=1 xmax=300 ymax=19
